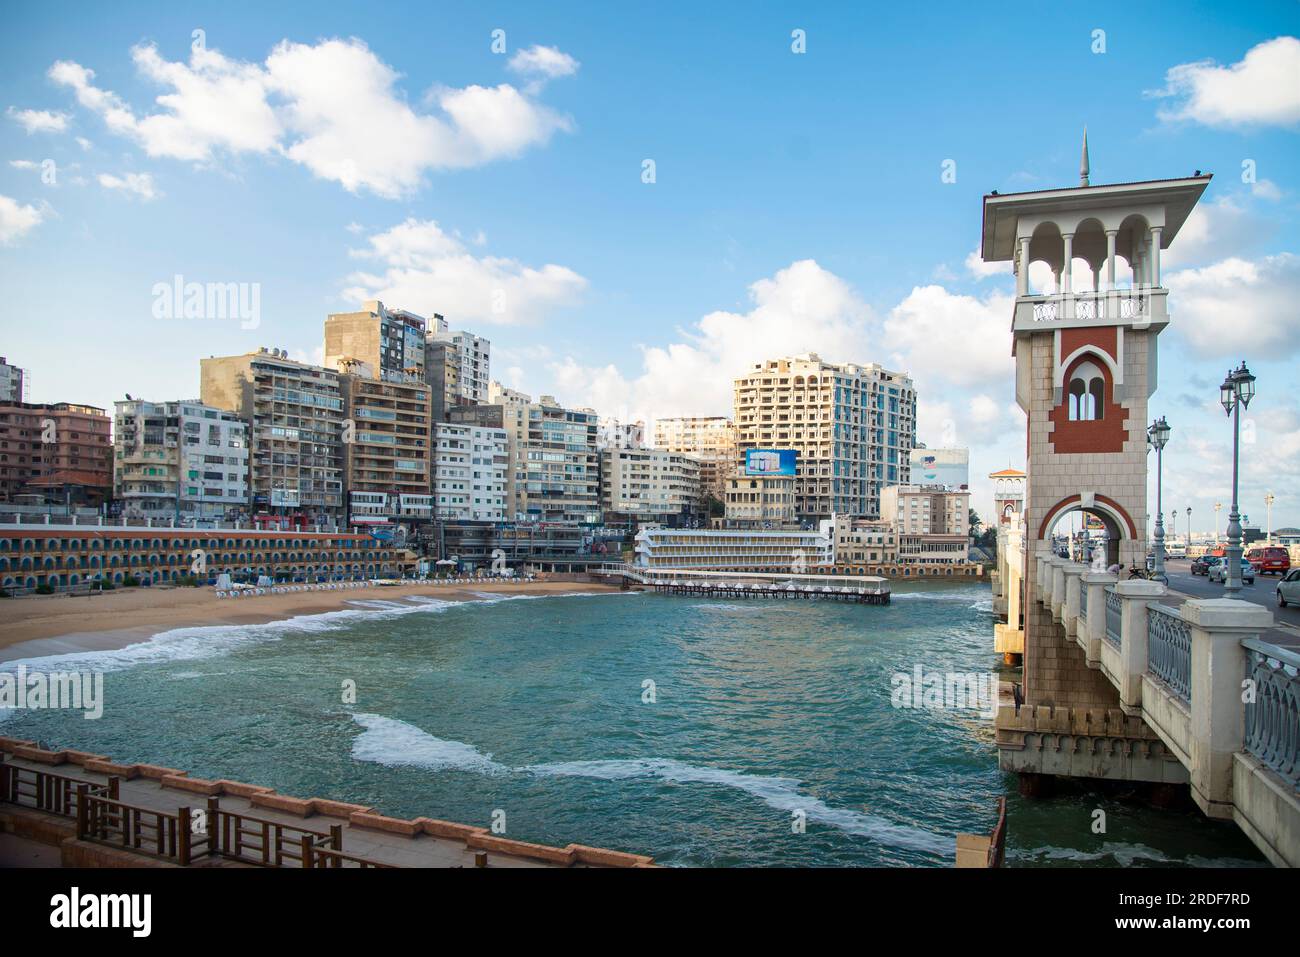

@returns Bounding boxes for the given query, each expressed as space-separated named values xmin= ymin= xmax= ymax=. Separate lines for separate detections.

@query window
xmin=1068 ymin=360 xmax=1105 ymax=421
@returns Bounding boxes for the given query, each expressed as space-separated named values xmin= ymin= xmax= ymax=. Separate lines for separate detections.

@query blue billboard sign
xmin=744 ymin=448 xmax=798 ymax=476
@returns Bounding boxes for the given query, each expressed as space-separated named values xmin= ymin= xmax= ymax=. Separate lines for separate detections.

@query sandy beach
xmin=0 ymin=579 xmax=621 ymax=662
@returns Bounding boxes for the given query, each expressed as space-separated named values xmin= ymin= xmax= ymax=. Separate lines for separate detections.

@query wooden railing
xmin=202 ymin=798 xmax=344 ymax=867
xmin=0 ymin=762 xmax=119 ymax=817
xmin=304 ymin=845 xmax=397 ymax=868
xmin=77 ymin=792 xmax=210 ymax=865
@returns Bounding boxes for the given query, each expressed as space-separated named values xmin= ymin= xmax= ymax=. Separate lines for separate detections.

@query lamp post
xmin=1186 ymin=507 xmax=1192 ymax=546
xmin=1265 ymin=491 xmax=1275 ymax=545
xmin=1220 ymin=362 xmax=1256 ymax=596
xmin=1214 ymin=502 xmax=1222 ymax=542
xmin=1147 ymin=416 xmax=1171 ymax=582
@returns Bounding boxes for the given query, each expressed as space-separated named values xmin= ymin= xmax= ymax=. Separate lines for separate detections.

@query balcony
xmin=1012 ymin=288 xmax=1168 ymax=333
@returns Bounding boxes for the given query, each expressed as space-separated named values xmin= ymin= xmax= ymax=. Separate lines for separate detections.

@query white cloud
xmin=1167 ymin=253 xmax=1300 ymax=358
xmin=882 ymin=285 xmax=1014 ymax=390
xmin=49 ymin=38 xmax=576 ymax=198
xmin=342 ymin=218 xmax=588 ymax=324
xmin=9 ymin=160 xmax=39 ymax=171
xmin=0 ymin=194 xmax=45 ymax=244
xmin=1150 ymin=36 xmax=1300 ymax=128
xmin=507 ymin=45 xmax=579 ymax=93
xmin=75 ymin=136 xmax=92 ymax=151
xmin=965 ymin=246 xmax=1011 ymax=279
xmin=6 ymin=106 xmax=69 ymax=133
xmin=1161 ymin=194 xmax=1274 ymax=271
xmin=96 ymin=171 xmax=158 ymax=200
xmin=1251 ymin=178 xmax=1282 ymax=202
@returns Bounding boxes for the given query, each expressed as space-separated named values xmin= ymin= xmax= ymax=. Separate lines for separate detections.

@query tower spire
xmin=1080 ymin=126 xmax=1090 ymax=187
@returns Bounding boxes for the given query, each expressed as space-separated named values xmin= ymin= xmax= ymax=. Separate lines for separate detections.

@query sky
xmin=1 ymin=1 xmax=1298 ymax=532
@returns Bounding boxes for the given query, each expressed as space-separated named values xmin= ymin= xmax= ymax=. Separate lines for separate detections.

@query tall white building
xmin=114 ymin=399 xmax=250 ymax=521
xmin=433 ymin=423 xmax=509 ymax=521
xmin=734 ymin=354 xmax=916 ymax=520
xmin=653 ymin=416 xmax=736 ymax=499
xmin=426 ymin=317 xmax=491 ymax=414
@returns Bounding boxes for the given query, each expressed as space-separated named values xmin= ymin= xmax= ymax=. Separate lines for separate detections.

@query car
xmin=1277 ymin=569 xmax=1300 ymax=608
xmin=1191 ymin=555 xmax=1222 ymax=576
xmin=1208 ymin=558 xmax=1255 ymax=585
xmin=1246 ymin=546 xmax=1291 ymax=576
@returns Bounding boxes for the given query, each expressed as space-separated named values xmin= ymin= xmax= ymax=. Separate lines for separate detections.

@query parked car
xmin=1191 ymin=555 xmax=1222 ymax=576
xmin=1246 ymin=545 xmax=1291 ymax=576
xmin=1208 ymin=558 xmax=1256 ymax=585
xmin=1277 ymin=569 xmax=1300 ymax=608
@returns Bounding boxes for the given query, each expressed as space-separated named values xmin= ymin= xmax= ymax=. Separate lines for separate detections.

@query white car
xmin=1277 ymin=569 xmax=1300 ymax=608
xmin=1208 ymin=559 xmax=1255 ymax=585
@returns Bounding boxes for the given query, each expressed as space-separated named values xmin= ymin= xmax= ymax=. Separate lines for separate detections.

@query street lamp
xmin=1219 ymin=362 xmax=1256 ymax=596
xmin=1265 ymin=491 xmax=1275 ymax=545
xmin=1214 ymin=502 xmax=1223 ymax=541
xmin=1147 ymin=416 xmax=1171 ymax=582
xmin=1186 ymin=507 xmax=1192 ymax=545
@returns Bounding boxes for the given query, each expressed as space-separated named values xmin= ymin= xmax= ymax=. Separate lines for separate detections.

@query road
xmin=1158 ymin=557 xmax=1300 ymax=649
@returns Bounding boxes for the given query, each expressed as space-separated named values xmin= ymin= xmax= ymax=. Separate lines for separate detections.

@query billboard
xmin=909 ymin=448 xmax=969 ymax=489
xmin=744 ymin=448 xmax=798 ymax=476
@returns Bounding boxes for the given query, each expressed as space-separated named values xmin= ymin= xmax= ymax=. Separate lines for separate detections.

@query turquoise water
xmin=0 ymin=586 xmax=1264 ymax=866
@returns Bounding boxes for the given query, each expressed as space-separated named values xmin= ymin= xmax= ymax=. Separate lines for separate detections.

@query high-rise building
xmin=496 ymin=392 xmax=600 ymax=523
xmin=653 ymin=416 xmax=735 ymax=500
xmin=600 ymin=447 xmax=701 ymax=523
xmin=0 ymin=357 xmax=24 ymax=403
xmin=433 ymin=423 xmax=509 ymax=521
xmin=598 ymin=417 xmax=646 ymax=450
xmin=0 ymin=401 xmax=112 ymax=506
xmin=338 ymin=375 xmax=433 ymax=526
xmin=733 ymin=354 xmax=916 ymax=520
xmin=426 ymin=319 xmax=490 ymax=417
xmin=324 ymin=300 xmax=427 ymax=383
xmin=201 ymin=349 xmax=346 ymax=522
xmin=113 ymin=399 xmax=250 ymax=521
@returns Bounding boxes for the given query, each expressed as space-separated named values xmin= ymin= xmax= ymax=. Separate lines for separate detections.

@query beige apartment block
xmin=600 ymin=447 xmax=702 ymax=522
xmin=496 ymin=391 xmax=600 ymax=523
xmin=338 ymin=375 xmax=433 ymax=524
xmin=201 ymin=350 xmax=346 ymax=521
xmin=733 ymin=354 xmax=915 ymax=521
xmin=324 ymin=300 xmax=428 ymax=383
xmin=654 ymin=416 xmax=736 ymax=500
xmin=724 ymin=472 xmax=796 ymax=527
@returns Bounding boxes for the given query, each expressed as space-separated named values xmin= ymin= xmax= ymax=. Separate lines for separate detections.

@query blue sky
xmin=2 ymin=1 xmax=1298 ymax=529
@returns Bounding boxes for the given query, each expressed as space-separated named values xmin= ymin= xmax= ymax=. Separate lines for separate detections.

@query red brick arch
xmin=1036 ymin=494 xmax=1138 ymax=541
xmin=1048 ymin=351 xmax=1129 ymax=453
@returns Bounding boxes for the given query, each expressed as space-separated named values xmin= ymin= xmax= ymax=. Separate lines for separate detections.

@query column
xmin=1017 ymin=237 xmax=1030 ymax=297
xmin=1115 ymin=579 xmax=1166 ymax=714
xmin=1081 ymin=569 xmax=1118 ymax=667
xmin=1105 ymin=230 xmax=1117 ymax=291
xmin=1050 ymin=558 xmax=1067 ymax=623
xmin=1061 ymin=233 xmax=1073 ymax=296
xmin=1062 ymin=563 xmax=1084 ymax=637
xmin=1183 ymin=598 xmax=1274 ymax=819
xmin=1149 ymin=227 xmax=1162 ymax=288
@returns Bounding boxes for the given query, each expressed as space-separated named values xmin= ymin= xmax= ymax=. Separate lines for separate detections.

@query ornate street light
xmin=1147 ymin=416 xmax=1171 ymax=582
xmin=1219 ymin=362 xmax=1256 ymax=596
xmin=1186 ymin=507 xmax=1192 ymax=546
xmin=1265 ymin=491 xmax=1275 ymax=545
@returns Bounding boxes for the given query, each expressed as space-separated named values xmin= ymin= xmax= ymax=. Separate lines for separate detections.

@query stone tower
xmin=981 ymin=148 xmax=1210 ymax=781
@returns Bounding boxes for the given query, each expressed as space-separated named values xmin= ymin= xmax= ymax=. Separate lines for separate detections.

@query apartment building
xmin=733 ymin=354 xmax=916 ymax=520
xmin=113 ymin=399 xmax=249 ymax=521
xmin=0 ymin=357 xmax=23 ymax=403
xmin=200 ymin=349 xmax=346 ymax=522
xmin=493 ymin=392 xmax=600 ymax=523
xmin=426 ymin=317 xmax=491 ymax=417
xmin=324 ymin=300 xmax=427 ymax=383
xmin=833 ymin=518 xmax=898 ymax=565
xmin=433 ymin=423 xmax=509 ymax=521
xmin=0 ymin=401 xmax=112 ymax=505
xmin=880 ymin=483 xmax=970 ymax=564
xmin=338 ymin=375 xmax=433 ymax=526
xmin=723 ymin=472 xmax=797 ymax=527
xmin=654 ymin=416 xmax=736 ymax=500
xmin=598 ymin=417 xmax=646 ymax=450
xmin=600 ymin=447 xmax=701 ymax=523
